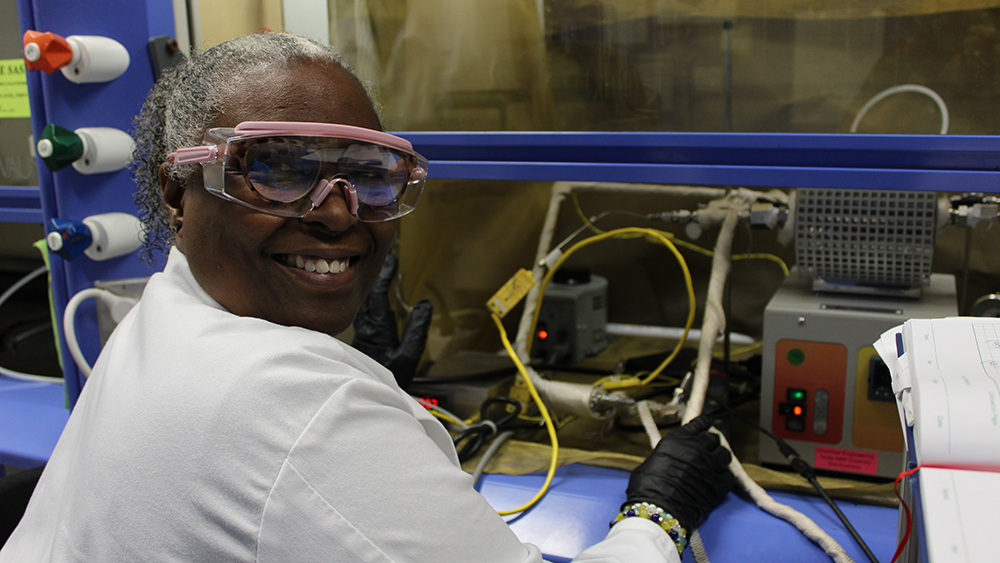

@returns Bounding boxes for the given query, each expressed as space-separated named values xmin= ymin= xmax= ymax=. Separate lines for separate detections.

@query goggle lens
xmin=237 ymin=139 xmax=415 ymax=218
xmin=244 ymin=142 xmax=322 ymax=203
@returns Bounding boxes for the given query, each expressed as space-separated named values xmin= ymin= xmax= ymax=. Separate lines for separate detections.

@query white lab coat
xmin=0 ymin=248 xmax=677 ymax=563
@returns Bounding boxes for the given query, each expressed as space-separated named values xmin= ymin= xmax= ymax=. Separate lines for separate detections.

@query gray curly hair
xmin=130 ymin=33 xmax=381 ymax=265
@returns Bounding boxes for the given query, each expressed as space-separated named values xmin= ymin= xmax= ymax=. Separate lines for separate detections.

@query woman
xmin=0 ymin=33 xmax=733 ymax=562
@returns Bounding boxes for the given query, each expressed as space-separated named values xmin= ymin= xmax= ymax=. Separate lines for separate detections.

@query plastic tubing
xmin=63 ymin=288 xmax=108 ymax=378
xmin=0 ymin=265 xmax=64 ymax=385
xmin=850 ymin=84 xmax=949 ymax=135
xmin=606 ymin=322 xmax=755 ymax=346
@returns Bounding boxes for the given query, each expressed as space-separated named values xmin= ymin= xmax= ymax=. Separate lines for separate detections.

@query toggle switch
xmin=36 ymin=124 xmax=134 ymax=175
xmin=47 ymin=213 xmax=144 ymax=261
xmin=23 ymin=30 xmax=130 ymax=83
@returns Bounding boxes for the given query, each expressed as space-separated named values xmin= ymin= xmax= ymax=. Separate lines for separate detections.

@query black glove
xmin=352 ymin=254 xmax=433 ymax=390
xmin=624 ymin=413 xmax=737 ymax=531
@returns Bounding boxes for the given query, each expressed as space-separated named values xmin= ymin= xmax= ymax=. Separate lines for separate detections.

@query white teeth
xmin=285 ymin=254 xmax=349 ymax=275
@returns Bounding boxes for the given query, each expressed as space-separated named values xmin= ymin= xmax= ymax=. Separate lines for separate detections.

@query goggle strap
xmin=234 ymin=121 xmax=415 ymax=154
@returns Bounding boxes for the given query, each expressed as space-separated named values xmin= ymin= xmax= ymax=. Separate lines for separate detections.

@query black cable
xmin=453 ymin=396 xmax=529 ymax=462
xmin=532 ymin=364 xmax=617 ymax=376
xmin=713 ymin=398 xmax=881 ymax=563
xmin=411 ymin=365 xmax=518 ymax=385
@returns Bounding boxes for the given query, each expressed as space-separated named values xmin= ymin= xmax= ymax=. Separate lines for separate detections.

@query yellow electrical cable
xmin=653 ymin=233 xmax=788 ymax=276
xmin=732 ymin=252 xmax=790 ymax=277
xmin=717 ymin=341 xmax=763 ymax=357
xmin=667 ymin=237 xmax=715 ymax=258
xmin=528 ymin=228 xmax=696 ymax=389
xmin=571 ymin=199 xmax=787 ymax=277
xmin=572 ymin=193 xmax=604 ymax=235
xmin=491 ymin=313 xmax=560 ymax=516
xmin=427 ymin=409 xmax=465 ymax=428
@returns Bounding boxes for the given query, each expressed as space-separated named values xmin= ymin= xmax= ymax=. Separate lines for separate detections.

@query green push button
xmin=787 ymin=388 xmax=807 ymax=402
xmin=787 ymin=348 xmax=805 ymax=366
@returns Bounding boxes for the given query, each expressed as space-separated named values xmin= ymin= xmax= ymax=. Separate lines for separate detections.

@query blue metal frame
xmin=16 ymin=0 xmax=174 ymax=405
xmin=0 ymin=186 xmax=42 ymax=223
xmin=6 ymin=131 xmax=1000 ymax=223
xmin=398 ymin=131 xmax=1000 ymax=191
xmin=6 ymin=130 xmax=1000 ymax=222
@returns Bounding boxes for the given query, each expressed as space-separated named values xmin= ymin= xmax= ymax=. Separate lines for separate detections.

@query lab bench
xmin=481 ymin=463 xmax=898 ymax=562
xmin=0 ymin=378 xmax=67 ymax=469
xmin=0 ymin=377 xmax=898 ymax=562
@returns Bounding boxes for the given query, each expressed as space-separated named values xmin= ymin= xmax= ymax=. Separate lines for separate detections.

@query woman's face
xmin=162 ymin=62 xmax=396 ymax=337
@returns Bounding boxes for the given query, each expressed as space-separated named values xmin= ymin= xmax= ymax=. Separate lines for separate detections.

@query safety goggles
xmin=166 ymin=121 xmax=428 ymax=222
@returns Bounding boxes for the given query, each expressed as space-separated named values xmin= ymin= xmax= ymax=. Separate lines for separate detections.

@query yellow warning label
xmin=487 ymin=269 xmax=536 ymax=318
xmin=0 ymin=59 xmax=31 ymax=119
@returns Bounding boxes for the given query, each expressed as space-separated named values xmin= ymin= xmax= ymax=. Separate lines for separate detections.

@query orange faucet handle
xmin=23 ymin=30 xmax=74 ymax=74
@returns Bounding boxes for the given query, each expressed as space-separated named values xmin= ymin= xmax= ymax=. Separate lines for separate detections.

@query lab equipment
xmin=793 ymin=188 xmax=937 ymax=297
xmin=530 ymin=270 xmax=609 ymax=364
xmin=22 ymin=30 xmax=130 ymax=83
xmin=167 ymin=121 xmax=428 ymax=222
xmin=759 ymin=187 xmax=957 ymax=478
xmin=759 ymin=271 xmax=956 ymax=479
xmin=35 ymin=124 xmax=134 ymax=175
xmin=46 ymin=212 xmax=144 ymax=262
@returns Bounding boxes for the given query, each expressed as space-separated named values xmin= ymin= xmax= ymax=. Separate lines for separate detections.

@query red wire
xmin=891 ymin=466 xmax=922 ymax=563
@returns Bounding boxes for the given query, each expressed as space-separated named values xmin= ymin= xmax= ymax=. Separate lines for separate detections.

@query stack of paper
xmin=875 ymin=317 xmax=1000 ymax=562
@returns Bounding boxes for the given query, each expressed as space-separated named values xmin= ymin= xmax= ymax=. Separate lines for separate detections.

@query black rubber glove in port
xmin=352 ymin=254 xmax=433 ymax=391
xmin=624 ymin=413 xmax=737 ymax=532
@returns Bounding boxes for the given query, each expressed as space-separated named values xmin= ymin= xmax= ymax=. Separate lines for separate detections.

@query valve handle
xmin=23 ymin=30 xmax=74 ymax=74
xmin=37 ymin=124 xmax=85 ymax=172
xmin=47 ymin=218 xmax=93 ymax=261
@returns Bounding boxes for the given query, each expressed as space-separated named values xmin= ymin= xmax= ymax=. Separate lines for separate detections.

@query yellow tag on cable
xmin=487 ymin=269 xmax=536 ymax=318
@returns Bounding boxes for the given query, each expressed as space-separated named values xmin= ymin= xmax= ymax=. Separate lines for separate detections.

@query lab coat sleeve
xmin=256 ymin=375 xmax=542 ymax=563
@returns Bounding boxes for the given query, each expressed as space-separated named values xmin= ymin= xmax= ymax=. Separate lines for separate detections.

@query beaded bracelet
xmin=609 ymin=501 xmax=688 ymax=554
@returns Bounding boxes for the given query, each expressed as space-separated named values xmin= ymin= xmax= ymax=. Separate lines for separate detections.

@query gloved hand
xmin=624 ymin=413 xmax=737 ymax=532
xmin=352 ymin=254 xmax=433 ymax=390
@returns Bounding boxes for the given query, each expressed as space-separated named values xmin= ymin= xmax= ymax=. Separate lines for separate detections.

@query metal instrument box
xmin=759 ymin=272 xmax=956 ymax=478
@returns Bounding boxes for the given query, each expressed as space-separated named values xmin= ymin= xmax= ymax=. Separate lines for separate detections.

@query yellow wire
xmin=491 ymin=313 xmax=560 ymax=516
xmin=527 ymin=228 xmax=696 ymax=389
xmin=572 ymin=193 xmax=604 ymax=235
xmin=717 ymin=341 xmax=763 ymax=357
xmin=427 ymin=409 xmax=465 ymax=428
xmin=651 ymin=231 xmax=789 ymax=277
xmin=732 ymin=252 xmax=790 ymax=277
xmin=570 ymin=199 xmax=787 ymax=277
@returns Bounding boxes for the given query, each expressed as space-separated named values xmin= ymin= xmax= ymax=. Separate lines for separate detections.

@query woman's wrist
xmin=610 ymin=501 xmax=688 ymax=554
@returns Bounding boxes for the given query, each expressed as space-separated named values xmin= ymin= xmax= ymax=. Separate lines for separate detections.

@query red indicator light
xmin=417 ymin=397 xmax=439 ymax=409
xmin=793 ymin=405 xmax=803 ymax=416
xmin=537 ymin=328 xmax=548 ymax=340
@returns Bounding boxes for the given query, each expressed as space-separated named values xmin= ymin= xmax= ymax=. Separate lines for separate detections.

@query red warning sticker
xmin=814 ymin=446 xmax=878 ymax=475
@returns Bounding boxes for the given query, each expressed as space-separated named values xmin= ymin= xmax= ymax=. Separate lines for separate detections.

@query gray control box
xmin=531 ymin=274 xmax=609 ymax=364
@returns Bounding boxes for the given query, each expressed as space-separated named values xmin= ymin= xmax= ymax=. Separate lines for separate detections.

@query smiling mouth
xmin=279 ymin=254 xmax=351 ymax=274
